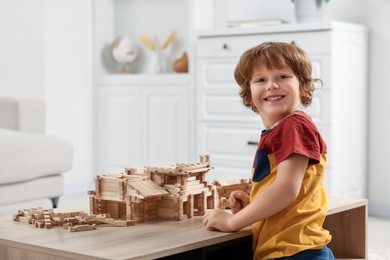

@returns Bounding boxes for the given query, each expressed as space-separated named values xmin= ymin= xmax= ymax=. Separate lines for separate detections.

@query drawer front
xmin=200 ymin=60 xmax=238 ymax=88
xmin=310 ymin=55 xmax=331 ymax=90
xmin=303 ymin=89 xmax=331 ymax=125
xmin=197 ymin=54 xmax=331 ymax=90
xmin=198 ymin=82 xmax=331 ymax=123
xmin=197 ymin=122 xmax=260 ymax=181
xmin=197 ymin=31 xmax=331 ymax=58
xmin=197 ymin=91 xmax=259 ymax=122
xmin=197 ymin=122 xmax=331 ymax=161
xmin=197 ymin=122 xmax=261 ymax=158
xmin=197 ymin=122 xmax=332 ymax=182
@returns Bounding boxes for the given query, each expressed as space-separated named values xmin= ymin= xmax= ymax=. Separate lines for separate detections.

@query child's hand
xmin=203 ymin=209 xmax=235 ymax=232
xmin=229 ymin=190 xmax=250 ymax=214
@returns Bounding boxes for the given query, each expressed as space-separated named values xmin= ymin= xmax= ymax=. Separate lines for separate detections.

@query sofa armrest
xmin=0 ymin=97 xmax=45 ymax=133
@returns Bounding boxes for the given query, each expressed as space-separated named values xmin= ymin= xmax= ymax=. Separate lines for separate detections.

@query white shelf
xmin=195 ymin=20 xmax=368 ymax=38
xmin=93 ymin=0 xmax=190 ymax=76
xmin=95 ymin=73 xmax=191 ymax=86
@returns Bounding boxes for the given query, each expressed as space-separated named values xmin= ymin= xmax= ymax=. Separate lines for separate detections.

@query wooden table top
xmin=0 ymin=211 xmax=251 ymax=260
xmin=0 ymin=197 xmax=367 ymax=260
xmin=327 ymin=196 xmax=367 ymax=215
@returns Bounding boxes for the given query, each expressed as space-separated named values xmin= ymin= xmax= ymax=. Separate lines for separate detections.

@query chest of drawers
xmin=195 ymin=21 xmax=368 ymax=198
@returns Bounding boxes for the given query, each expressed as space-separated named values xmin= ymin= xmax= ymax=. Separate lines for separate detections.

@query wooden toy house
xmin=212 ymin=178 xmax=252 ymax=209
xmin=88 ymin=155 xmax=218 ymax=223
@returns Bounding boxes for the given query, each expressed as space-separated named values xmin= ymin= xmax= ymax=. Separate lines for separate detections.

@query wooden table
xmin=0 ymin=197 xmax=367 ymax=260
xmin=325 ymin=197 xmax=368 ymax=259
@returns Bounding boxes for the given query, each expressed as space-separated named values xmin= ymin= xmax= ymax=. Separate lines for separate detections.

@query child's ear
xmin=299 ymin=83 xmax=308 ymax=97
xmin=300 ymin=88 xmax=305 ymax=97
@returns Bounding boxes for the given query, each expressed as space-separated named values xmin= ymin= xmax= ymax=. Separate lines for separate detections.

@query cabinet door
xmin=142 ymin=86 xmax=190 ymax=166
xmin=196 ymin=59 xmax=259 ymax=123
xmin=95 ymin=86 xmax=142 ymax=173
xmin=197 ymin=122 xmax=260 ymax=181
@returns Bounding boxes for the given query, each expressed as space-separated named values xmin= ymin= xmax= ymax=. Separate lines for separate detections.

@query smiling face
xmin=235 ymin=42 xmax=317 ymax=128
xmin=250 ymin=62 xmax=302 ymax=129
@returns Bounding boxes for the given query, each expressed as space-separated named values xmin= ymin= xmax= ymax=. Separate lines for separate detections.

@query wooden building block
xmin=69 ymin=224 xmax=97 ymax=232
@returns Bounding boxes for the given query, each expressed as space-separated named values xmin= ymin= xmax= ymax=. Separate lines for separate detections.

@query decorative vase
xmin=172 ymin=52 xmax=189 ymax=73
xmin=150 ymin=49 xmax=167 ymax=73
xmin=294 ymin=0 xmax=324 ymax=23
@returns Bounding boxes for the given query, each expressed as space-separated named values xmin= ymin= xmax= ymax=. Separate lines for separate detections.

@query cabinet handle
xmin=247 ymin=141 xmax=259 ymax=146
xmin=222 ymin=43 xmax=230 ymax=50
xmin=291 ymin=40 xmax=296 ymax=46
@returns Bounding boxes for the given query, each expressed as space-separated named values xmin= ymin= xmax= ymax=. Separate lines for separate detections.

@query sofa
xmin=0 ymin=97 xmax=73 ymax=208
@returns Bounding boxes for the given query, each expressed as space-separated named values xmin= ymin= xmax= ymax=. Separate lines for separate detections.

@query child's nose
xmin=267 ymin=81 xmax=279 ymax=90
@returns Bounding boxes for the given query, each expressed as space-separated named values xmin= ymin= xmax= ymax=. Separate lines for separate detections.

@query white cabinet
xmin=95 ymin=75 xmax=191 ymax=173
xmin=93 ymin=1 xmax=194 ymax=174
xmin=196 ymin=21 xmax=368 ymax=198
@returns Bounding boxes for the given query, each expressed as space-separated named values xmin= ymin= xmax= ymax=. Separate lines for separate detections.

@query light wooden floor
xmin=367 ymin=215 xmax=390 ymax=259
xmin=1 ymin=194 xmax=390 ymax=259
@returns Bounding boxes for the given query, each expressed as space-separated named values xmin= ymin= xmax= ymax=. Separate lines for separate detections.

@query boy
xmin=203 ymin=42 xmax=335 ymax=259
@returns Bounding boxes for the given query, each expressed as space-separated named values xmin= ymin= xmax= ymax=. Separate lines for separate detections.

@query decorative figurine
xmin=110 ymin=36 xmax=139 ymax=73
xmin=172 ymin=52 xmax=188 ymax=73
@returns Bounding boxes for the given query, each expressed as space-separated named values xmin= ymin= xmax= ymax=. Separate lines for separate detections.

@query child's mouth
xmin=264 ymin=95 xmax=285 ymax=101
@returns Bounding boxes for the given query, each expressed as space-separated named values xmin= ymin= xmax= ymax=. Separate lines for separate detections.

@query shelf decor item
xmin=110 ymin=36 xmax=139 ymax=73
xmin=139 ymin=31 xmax=176 ymax=73
xmin=293 ymin=0 xmax=330 ymax=22
xmin=172 ymin=52 xmax=188 ymax=73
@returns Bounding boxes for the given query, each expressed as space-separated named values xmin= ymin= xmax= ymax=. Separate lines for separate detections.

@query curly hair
xmin=234 ymin=41 xmax=321 ymax=113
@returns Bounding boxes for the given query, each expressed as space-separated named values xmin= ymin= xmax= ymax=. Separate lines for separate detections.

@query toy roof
xmin=146 ymin=162 xmax=211 ymax=175
xmin=127 ymin=179 xmax=169 ymax=199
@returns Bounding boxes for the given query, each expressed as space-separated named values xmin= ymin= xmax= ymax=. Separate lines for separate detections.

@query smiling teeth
xmin=267 ymin=96 xmax=282 ymax=101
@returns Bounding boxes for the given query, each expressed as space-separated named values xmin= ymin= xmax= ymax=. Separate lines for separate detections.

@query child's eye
xmin=279 ymin=74 xmax=288 ymax=79
xmin=255 ymin=78 xmax=265 ymax=83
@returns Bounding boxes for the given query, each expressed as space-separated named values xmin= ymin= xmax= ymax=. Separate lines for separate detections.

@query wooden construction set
xmin=13 ymin=155 xmax=252 ymax=232
xmin=88 ymin=154 xmax=218 ymax=222
xmin=13 ymin=207 xmax=134 ymax=232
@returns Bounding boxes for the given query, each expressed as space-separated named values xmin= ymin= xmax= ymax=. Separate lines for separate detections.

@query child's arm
xmin=203 ymin=153 xmax=308 ymax=232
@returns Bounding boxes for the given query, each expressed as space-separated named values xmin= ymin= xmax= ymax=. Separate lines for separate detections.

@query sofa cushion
xmin=0 ymin=129 xmax=73 ymax=184
xmin=0 ymin=97 xmax=45 ymax=133
xmin=0 ymin=174 xmax=64 ymax=206
xmin=0 ymin=98 xmax=19 ymax=131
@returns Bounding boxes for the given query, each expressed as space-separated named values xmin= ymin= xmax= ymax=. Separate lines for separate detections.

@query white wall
xmin=0 ymin=0 xmax=44 ymax=98
xmin=43 ymin=0 xmax=94 ymax=194
xmin=365 ymin=0 xmax=390 ymax=217
xmin=0 ymin=0 xmax=94 ymax=195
